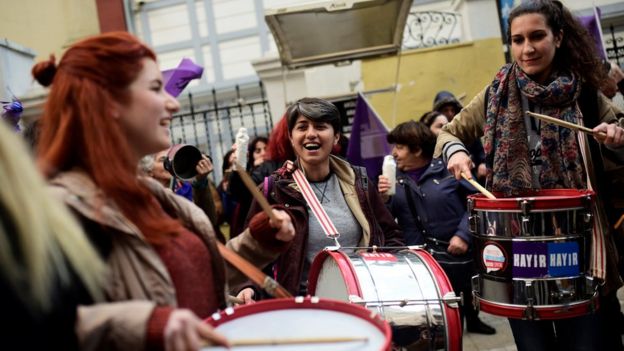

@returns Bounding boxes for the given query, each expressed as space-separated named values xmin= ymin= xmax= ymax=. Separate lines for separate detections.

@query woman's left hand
xmin=594 ymin=122 xmax=624 ymax=147
xmin=195 ymin=155 xmax=213 ymax=180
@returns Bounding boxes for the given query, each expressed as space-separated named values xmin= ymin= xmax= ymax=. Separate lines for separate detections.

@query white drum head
xmin=205 ymin=299 xmax=389 ymax=351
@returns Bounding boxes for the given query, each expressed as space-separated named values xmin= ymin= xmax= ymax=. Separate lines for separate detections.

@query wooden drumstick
xmin=233 ymin=161 xmax=280 ymax=224
xmin=203 ymin=336 xmax=368 ymax=348
xmin=461 ymin=172 xmax=496 ymax=199
xmin=615 ymin=214 xmax=624 ymax=230
xmin=526 ymin=111 xmax=607 ymax=140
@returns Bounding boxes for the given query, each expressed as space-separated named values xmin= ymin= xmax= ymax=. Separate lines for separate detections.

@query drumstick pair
xmin=457 ymin=111 xmax=611 ymax=201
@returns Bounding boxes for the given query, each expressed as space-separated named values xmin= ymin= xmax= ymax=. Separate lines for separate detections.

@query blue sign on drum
xmin=547 ymin=242 xmax=580 ymax=277
xmin=512 ymin=241 xmax=579 ymax=278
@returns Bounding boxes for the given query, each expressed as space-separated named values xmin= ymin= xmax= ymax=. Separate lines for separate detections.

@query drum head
xmin=205 ymin=297 xmax=391 ymax=350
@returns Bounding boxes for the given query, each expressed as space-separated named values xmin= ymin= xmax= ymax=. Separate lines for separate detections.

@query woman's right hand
xmin=447 ymin=151 xmax=474 ymax=180
xmin=377 ymin=175 xmax=390 ymax=195
xmin=164 ymin=309 xmax=229 ymax=351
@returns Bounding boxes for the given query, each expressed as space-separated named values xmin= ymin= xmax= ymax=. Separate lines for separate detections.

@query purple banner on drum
xmin=512 ymin=242 xmax=580 ymax=278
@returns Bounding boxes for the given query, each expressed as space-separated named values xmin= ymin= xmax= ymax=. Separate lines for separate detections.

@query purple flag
xmin=162 ymin=58 xmax=204 ymax=97
xmin=346 ymin=93 xmax=392 ymax=181
xmin=579 ymin=7 xmax=607 ymax=60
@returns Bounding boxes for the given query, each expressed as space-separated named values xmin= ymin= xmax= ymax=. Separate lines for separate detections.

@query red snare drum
xmin=308 ymin=249 xmax=462 ymax=351
xmin=206 ymin=297 xmax=391 ymax=350
xmin=468 ymin=189 xmax=599 ymax=320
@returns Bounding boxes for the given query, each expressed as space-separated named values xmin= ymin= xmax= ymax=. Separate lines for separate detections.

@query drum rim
xmin=308 ymin=249 xmax=362 ymax=297
xmin=205 ymin=297 xmax=392 ymax=349
xmin=468 ymin=189 xmax=594 ymax=211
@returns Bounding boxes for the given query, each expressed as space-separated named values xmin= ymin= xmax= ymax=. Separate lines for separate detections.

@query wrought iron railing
xmin=606 ymin=24 xmax=624 ymax=67
xmin=402 ymin=11 xmax=463 ymax=50
xmin=170 ymin=82 xmax=272 ymax=183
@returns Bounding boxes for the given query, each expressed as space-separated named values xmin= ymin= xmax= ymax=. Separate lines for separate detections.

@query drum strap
xmin=292 ymin=168 xmax=340 ymax=243
xmin=216 ymin=241 xmax=292 ymax=298
xmin=576 ymin=120 xmax=606 ymax=280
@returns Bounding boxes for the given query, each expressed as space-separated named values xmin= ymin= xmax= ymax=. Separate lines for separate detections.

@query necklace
xmin=311 ymin=179 xmax=330 ymax=204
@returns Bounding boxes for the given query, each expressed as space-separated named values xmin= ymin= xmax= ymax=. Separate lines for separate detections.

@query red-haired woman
xmin=33 ymin=32 xmax=294 ymax=351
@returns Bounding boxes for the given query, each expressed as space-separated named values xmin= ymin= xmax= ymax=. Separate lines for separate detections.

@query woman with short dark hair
xmin=246 ymin=97 xmax=404 ymax=296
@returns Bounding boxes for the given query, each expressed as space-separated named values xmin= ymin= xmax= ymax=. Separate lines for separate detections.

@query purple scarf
xmin=483 ymin=63 xmax=586 ymax=196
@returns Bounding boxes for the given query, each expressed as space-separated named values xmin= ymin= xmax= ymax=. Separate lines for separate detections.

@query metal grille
xmin=169 ymin=82 xmax=272 ymax=183
xmin=402 ymin=11 xmax=463 ymax=50
xmin=606 ymin=24 xmax=624 ymax=67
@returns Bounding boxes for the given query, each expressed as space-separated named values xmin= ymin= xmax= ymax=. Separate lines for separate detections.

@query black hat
xmin=433 ymin=90 xmax=462 ymax=114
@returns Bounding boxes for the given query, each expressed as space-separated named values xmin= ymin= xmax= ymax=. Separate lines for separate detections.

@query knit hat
xmin=433 ymin=90 xmax=462 ymax=115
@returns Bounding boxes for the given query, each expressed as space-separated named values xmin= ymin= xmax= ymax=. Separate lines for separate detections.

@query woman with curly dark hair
xmin=436 ymin=1 xmax=624 ymax=350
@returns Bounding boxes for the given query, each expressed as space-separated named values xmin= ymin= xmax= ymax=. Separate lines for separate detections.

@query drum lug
xmin=519 ymin=199 xmax=533 ymax=236
xmin=523 ymin=281 xmax=538 ymax=320
xmin=467 ymin=198 xmax=474 ymax=212
xmin=469 ymin=214 xmax=479 ymax=234
xmin=442 ymin=292 xmax=461 ymax=308
xmin=523 ymin=299 xmax=537 ymax=320
xmin=581 ymin=194 xmax=594 ymax=209
xmin=584 ymin=212 xmax=593 ymax=226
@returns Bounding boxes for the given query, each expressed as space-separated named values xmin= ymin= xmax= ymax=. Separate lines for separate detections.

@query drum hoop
xmin=474 ymin=295 xmax=599 ymax=320
xmin=472 ymin=235 xmax=587 ymax=242
xmin=308 ymin=250 xmax=363 ymax=297
xmin=205 ymin=297 xmax=392 ymax=349
xmin=468 ymin=189 xmax=595 ymax=211
xmin=406 ymin=249 xmax=463 ymax=351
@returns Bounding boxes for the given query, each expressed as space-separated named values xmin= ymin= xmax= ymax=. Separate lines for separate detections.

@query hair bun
xmin=32 ymin=55 xmax=57 ymax=87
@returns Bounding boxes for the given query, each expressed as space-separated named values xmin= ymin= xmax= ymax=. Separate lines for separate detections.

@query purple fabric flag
xmin=162 ymin=58 xmax=204 ymax=97
xmin=346 ymin=93 xmax=392 ymax=181
xmin=579 ymin=7 xmax=607 ymax=60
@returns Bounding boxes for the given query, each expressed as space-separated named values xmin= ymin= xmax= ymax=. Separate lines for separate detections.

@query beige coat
xmin=49 ymin=170 xmax=279 ymax=351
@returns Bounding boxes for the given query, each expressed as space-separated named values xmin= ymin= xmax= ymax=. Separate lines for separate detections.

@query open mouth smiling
xmin=304 ymin=143 xmax=321 ymax=151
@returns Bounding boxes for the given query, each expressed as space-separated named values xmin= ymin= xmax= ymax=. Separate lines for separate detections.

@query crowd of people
xmin=2 ymin=0 xmax=624 ymax=350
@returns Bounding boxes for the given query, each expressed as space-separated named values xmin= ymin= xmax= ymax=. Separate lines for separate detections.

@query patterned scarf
xmin=483 ymin=63 xmax=586 ymax=196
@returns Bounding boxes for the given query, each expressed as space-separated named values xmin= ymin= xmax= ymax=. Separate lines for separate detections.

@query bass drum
xmin=308 ymin=249 xmax=462 ymax=351
xmin=205 ymin=297 xmax=391 ymax=351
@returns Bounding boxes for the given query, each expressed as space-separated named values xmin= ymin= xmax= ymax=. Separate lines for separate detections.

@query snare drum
xmin=308 ymin=249 xmax=462 ymax=351
xmin=468 ymin=189 xmax=599 ymax=320
xmin=205 ymin=297 xmax=391 ymax=350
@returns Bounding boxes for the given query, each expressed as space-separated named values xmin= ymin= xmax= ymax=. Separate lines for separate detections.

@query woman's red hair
xmin=265 ymin=114 xmax=295 ymax=163
xmin=33 ymin=32 xmax=184 ymax=243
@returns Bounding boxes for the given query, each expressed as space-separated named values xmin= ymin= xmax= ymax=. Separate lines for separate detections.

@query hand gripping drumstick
xmin=216 ymin=161 xmax=291 ymax=298
xmin=233 ymin=161 xmax=280 ymax=224
xmin=461 ymin=172 xmax=496 ymax=199
xmin=526 ymin=111 xmax=607 ymax=141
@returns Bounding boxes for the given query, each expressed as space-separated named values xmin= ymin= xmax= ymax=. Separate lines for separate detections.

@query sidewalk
xmin=461 ymin=287 xmax=624 ymax=350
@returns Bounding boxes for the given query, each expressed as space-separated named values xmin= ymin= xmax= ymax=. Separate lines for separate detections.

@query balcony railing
xmin=402 ymin=11 xmax=463 ymax=50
